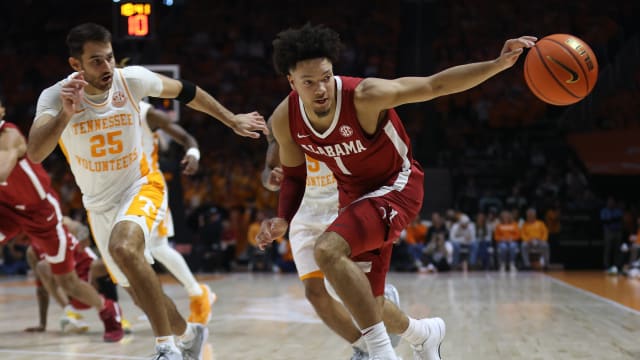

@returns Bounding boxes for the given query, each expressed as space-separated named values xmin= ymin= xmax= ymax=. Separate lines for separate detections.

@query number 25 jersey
xmin=35 ymin=66 xmax=163 ymax=211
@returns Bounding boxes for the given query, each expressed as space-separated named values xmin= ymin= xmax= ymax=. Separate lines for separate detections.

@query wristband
xmin=186 ymin=147 xmax=200 ymax=161
xmin=176 ymin=79 xmax=197 ymax=103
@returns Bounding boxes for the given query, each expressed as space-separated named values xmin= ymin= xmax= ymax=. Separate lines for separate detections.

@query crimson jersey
xmin=288 ymin=76 xmax=419 ymax=207
xmin=0 ymin=121 xmax=54 ymax=210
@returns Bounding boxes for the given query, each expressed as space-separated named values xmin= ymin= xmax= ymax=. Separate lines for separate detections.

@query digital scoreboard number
xmin=113 ymin=1 xmax=155 ymax=39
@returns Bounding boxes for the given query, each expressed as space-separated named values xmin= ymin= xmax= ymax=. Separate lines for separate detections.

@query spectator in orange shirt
xmin=405 ymin=215 xmax=428 ymax=269
xmin=544 ymin=200 xmax=561 ymax=263
xmin=521 ymin=208 xmax=550 ymax=270
xmin=494 ymin=210 xmax=520 ymax=272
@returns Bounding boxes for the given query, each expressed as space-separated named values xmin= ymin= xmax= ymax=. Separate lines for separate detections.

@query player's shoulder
xmin=120 ymin=65 xmax=155 ymax=80
xmin=352 ymin=76 xmax=393 ymax=104
xmin=337 ymin=75 xmax=364 ymax=87
xmin=0 ymin=121 xmax=26 ymax=148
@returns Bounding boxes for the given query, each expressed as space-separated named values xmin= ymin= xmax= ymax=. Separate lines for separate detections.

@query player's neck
xmin=83 ymin=84 xmax=107 ymax=96
xmin=304 ymin=108 xmax=335 ymax=133
xmin=303 ymin=94 xmax=337 ymax=132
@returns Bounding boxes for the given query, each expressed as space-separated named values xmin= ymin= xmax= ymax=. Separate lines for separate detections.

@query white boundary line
xmin=0 ymin=348 xmax=147 ymax=359
xmin=546 ymin=275 xmax=640 ymax=316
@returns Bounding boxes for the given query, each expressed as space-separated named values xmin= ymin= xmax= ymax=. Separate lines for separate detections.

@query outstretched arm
xmin=145 ymin=106 xmax=200 ymax=175
xmin=24 ymin=246 xmax=49 ymax=332
xmin=0 ymin=125 xmax=27 ymax=182
xmin=156 ymin=74 xmax=268 ymax=139
xmin=355 ymin=36 xmax=537 ymax=127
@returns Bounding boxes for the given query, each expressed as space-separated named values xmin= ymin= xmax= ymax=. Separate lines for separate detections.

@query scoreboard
xmin=113 ymin=1 xmax=155 ymax=40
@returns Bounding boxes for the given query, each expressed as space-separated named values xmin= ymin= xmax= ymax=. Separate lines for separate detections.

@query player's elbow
xmin=26 ymin=145 xmax=45 ymax=164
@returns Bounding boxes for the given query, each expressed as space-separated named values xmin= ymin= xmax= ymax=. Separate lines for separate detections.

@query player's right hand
xmin=230 ymin=111 xmax=268 ymax=139
xmin=497 ymin=36 xmax=537 ymax=69
xmin=255 ymin=217 xmax=288 ymax=250
xmin=60 ymin=72 xmax=88 ymax=116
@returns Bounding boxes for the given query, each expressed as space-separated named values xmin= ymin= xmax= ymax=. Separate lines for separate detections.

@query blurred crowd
xmin=1 ymin=0 xmax=639 ymax=274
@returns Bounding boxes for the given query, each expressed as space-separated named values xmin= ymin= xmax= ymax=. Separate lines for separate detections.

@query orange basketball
xmin=524 ymin=34 xmax=598 ymax=106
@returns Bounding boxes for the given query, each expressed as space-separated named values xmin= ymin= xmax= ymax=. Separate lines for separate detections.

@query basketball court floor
xmin=1 ymin=271 xmax=639 ymax=359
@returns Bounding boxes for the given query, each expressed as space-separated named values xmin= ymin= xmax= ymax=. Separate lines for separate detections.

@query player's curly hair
xmin=272 ymin=23 xmax=343 ymax=75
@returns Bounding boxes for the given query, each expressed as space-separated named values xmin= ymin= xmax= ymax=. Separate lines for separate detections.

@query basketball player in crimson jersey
xmin=262 ymin=127 xmax=401 ymax=360
xmin=257 ymin=24 xmax=536 ymax=360
xmin=0 ymin=108 xmax=124 ymax=342
xmin=24 ymin=216 xmax=123 ymax=334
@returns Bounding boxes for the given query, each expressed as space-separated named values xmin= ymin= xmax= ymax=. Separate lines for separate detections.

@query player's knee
xmin=314 ymin=233 xmax=349 ymax=268
xmin=55 ymin=271 xmax=80 ymax=291
xmin=108 ymin=241 xmax=138 ymax=264
xmin=35 ymin=260 xmax=51 ymax=277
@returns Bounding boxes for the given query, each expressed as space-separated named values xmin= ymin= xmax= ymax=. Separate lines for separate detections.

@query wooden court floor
xmin=1 ymin=271 xmax=640 ymax=359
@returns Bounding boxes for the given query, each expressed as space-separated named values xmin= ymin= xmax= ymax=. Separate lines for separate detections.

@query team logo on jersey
xmin=339 ymin=125 xmax=353 ymax=138
xmin=112 ymin=91 xmax=127 ymax=108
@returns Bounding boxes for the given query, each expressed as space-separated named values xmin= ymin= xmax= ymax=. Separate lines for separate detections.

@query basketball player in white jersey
xmin=262 ymin=123 xmax=401 ymax=360
xmin=139 ymin=101 xmax=216 ymax=324
xmin=28 ymin=23 xmax=267 ymax=360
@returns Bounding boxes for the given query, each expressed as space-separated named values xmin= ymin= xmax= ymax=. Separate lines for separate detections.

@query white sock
xmin=155 ymin=336 xmax=177 ymax=350
xmin=401 ymin=317 xmax=429 ymax=346
xmin=180 ymin=323 xmax=196 ymax=343
xmin=362 ymin=322 xmax=395 ymax=358
xmin=151 ymin=245 xmax=202 ymax=297
xmin=187 ymin=283 xmax=203 ymax=297
xmin=352 ymin=336 xmax=367 ymax=351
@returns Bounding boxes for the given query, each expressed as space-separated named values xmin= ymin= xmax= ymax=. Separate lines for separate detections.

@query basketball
xmin=524 ymin=34 xmax=598 ymax=106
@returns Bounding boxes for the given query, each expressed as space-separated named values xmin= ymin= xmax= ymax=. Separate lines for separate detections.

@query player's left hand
xmin=181 ymin=154 xmax=199 ymax=175
xmin=256 ymin=217 xmax=288 ymax=250
xmin=230 ymin=111 xmax=268 ymax=139
xmin=497 ymin=36 xmax=537 ymax=69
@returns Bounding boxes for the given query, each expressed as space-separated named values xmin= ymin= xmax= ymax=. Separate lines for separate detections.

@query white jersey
xmin=35 ymin=66 xmax=163 ymax=211
xmin=139 ymin=101 xmax=156 ymax=158
xmin=138 ymin=101 xmax=175 ymax=243
xmin=297 ymin=155 xmax=339 ymax=218
xmin=289 ymin=155 xmax=339 ymax=279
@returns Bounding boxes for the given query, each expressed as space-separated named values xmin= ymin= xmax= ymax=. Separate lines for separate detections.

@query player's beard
xmin=86 ymin=72 xmax=113 ymax=92
xmin=313 ymin=97 xmax=332 ymax=118
xmin=314 ymin=109 xmax=331 ymax=118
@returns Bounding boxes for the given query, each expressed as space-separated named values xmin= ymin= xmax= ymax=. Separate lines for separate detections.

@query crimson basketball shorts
xmin=326 ymin=166 xmax=424 ymax=296
xmin=33 ymin=243 xmax=95 ymax=310
xmin=0 ymin=194 xmax=75 ymax=275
